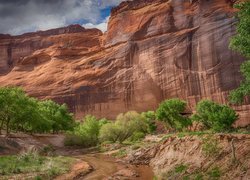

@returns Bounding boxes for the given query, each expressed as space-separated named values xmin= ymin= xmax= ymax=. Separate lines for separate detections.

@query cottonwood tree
xmin=229 ymin=2 xmax=250 ymax=103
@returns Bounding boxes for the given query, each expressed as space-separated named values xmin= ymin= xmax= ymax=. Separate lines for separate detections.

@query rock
xmin=55 ymin=160 xmax=93 ymax=180
xmin=0 ymin=0 xmax=249 ymax=126
xmin=107 ymin=168 xmax=139 ymax=180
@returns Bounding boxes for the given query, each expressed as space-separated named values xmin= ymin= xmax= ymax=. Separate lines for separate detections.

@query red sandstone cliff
xmin=0 ymin=0 xmax=249 ymax=126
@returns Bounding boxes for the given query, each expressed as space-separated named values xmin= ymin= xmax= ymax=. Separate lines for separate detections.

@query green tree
xmin=0 ymin=87 xmax=74 ymax=135
xmin=0 ymin=87 xmax=28 ymax=135
xmin=18 ymin=97 xmax=49 ymax=133
xmin=39 ymin=100 xmax=74 ymax=133
xmin=156 ymin=98 xmax=191 ymax=131
xmin=229 ymin=2 xmax=250 ymax=103
xmin=192 ymin=100 xmax=238 ymax=132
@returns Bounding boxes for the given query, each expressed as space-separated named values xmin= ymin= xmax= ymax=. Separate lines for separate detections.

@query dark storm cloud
xmin=0 ymin=0 xmax=124 ymax=35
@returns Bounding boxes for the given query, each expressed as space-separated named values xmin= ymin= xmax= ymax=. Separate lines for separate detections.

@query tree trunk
xmin=231 ymin=138 xmax=237 ymax=162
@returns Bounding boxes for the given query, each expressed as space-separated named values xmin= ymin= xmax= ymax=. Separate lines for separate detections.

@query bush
xmin=65 ymin=115 xmax=102 ymax=147
xmin=156 ymin=98 xmax=192 ymax=131
xmin=99 ymin=123 xmax=120 ymax=143
xmin=141 ymin=111 xmax=157 ymax=133
xmin=192 ymin=100 xmax=238 ymax=132
xmin=99 ymin=111 xmax=149 ymax=143
xmin=129 ymin=131 xmax=145 ymax=142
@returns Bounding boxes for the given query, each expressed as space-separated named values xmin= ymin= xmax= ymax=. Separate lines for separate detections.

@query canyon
xmin=0 ymin=0 xmax=249 ymax=126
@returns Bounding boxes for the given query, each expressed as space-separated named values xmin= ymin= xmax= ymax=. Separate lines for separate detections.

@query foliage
xmin=229 ymin=61 xmax=250 ymax=104
xmin=141 ymin=111 xmax=157 ymax=133
xmin=129 ymin=131 xmax=146 ymax=142
xmin=207 ymin=167 xmax=221 ymax=179
xmin=156 ymin=98 xmax=192 ymax=131
xmin=175 ymin=164 xmax=188 ymax=174
xmin=38 ymin=100 xmax=75 ymax=133
xmin=230 ymin=2 xmax=250 ymax=59
xmin=201 ymin=136 xmax=221 ymax=157
xmin=0 ymin=87 xmax=74 ymax=135
xmin=194 ymin=173 xmax=204 ymax=180
xmin=229 ymin=2 xmax=250 ymax=103
xmin=192 ymin=100 xmax=238 ymax=132
xmin=99 ymin=111 xmax=149 ymax=143
xmin=65 ymin=115 xmax=104 ymax=147
xmin=99 ymin=123 xmax=120 ymax=143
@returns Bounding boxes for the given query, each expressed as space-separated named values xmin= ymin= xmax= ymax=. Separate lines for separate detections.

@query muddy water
xmin=75 ymin=153 xmax=154 ymax=180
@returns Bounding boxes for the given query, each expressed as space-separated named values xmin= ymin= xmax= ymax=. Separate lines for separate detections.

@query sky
xmin=0 ymin=0 xmax=124 ymax=35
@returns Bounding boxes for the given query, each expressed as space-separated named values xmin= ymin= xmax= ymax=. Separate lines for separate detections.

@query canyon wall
xmin=0 ymin=0 xmax=249 ymax=126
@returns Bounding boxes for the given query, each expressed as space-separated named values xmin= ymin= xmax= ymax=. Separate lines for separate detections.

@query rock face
xmin=0 ymin=0 xmax=249 ymax=126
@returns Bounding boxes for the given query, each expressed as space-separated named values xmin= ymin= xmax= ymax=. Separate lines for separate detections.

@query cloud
xmin=0 ymin=0 xmax=124 ymax=35
xmin=83 ymin=16 xmax=110 ymax=32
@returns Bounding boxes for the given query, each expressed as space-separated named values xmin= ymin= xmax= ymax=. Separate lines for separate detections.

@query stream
xmin=57 ymin=148 xmax=154 ymax=180
xmin=79 ymin=154 xmax=154 ymax=180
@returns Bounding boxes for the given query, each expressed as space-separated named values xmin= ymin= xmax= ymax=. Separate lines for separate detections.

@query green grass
xmin=207 ymin=167 xmax=221 ymax=179
xmin=175 ymin=164 xmax=188 ymax=173
xmin=0 ymin=152 xmax=75 ymax=179
xmin=201 ymin=136 xmax=221 ymax=157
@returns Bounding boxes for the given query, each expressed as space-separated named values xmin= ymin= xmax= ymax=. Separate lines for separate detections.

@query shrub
xmin=141 ymin=111 xmax=157 ymax=133
xmin=156 ymin=98 xmax=192 ymax=131
xmin=192 ymin=100 xmax=238 ymax=132
xmin=99 ymin=111 xmax=149 ymax=143
xmin=129 ymin=131 xmax=145 ymax=142
xmin=99 ymin=123 xmax=120 ymax=143
xmin=65 ymin=115 xmax=104 ymax=147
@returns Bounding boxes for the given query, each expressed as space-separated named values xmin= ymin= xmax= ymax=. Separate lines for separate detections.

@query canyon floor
xmin=0 ymin=134 xmax=154 ymax=180
xmin=0 ymin=132 xmax=249 ymax=180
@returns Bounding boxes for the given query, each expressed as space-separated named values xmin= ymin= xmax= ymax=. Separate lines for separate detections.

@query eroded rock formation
xmin=0 ymin=0 xmax=249 ymax=126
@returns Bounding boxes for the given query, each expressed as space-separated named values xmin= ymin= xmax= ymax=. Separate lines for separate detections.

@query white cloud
xmin=83 ymin=16 xmax=110 ymax=32
xmin=0 ymin=0 xmax=124 ymax=35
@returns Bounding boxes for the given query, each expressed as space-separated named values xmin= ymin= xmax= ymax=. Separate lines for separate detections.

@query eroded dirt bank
xmin=127 ymin=134 xmax=250 ymax=179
